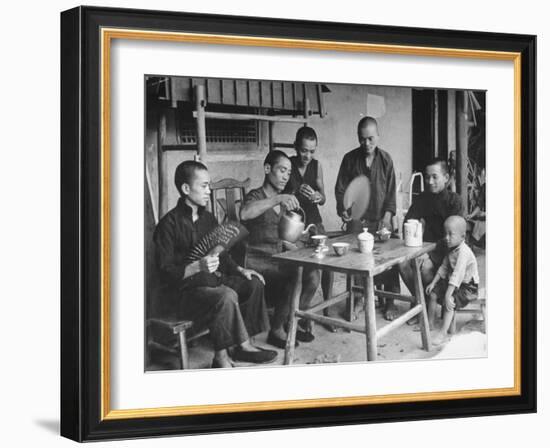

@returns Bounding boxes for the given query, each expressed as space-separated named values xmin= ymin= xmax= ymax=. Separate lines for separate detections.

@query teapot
xmin=278 ymin=207 xmax=317 ymax=243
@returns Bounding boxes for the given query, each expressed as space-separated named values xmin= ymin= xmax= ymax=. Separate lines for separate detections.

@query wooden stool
xmin=449 ymin=295 xmax=486 ymax=334
xmin=147 ymin=318 xmax=210 ymax=369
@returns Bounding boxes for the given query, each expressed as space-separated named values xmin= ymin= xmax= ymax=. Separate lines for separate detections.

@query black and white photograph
xmin=144 ymin=75 xmax=487 ymax=371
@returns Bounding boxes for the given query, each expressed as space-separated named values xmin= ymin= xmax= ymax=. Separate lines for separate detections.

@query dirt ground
xmin=148 ymin=247 xmax=486 ymax=371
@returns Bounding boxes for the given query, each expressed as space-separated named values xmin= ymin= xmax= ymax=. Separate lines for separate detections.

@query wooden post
xmin=456 ymin=90 xmax=469 ymax=212
xmin=317 ymin=84 xmax=326 ymax=118
xmin=169 ymin=77 xmax=177 ymax=109
xmin=195 ymin=84 xmax=207 ymax=161
xmin=283 ymin=266 xmax=303 ymax=365
xmin=434 ymin=90 xmax=439 ymax=157
xmin=363 ymin=274 xmax=377 ymax=361
xmin=269 ymin=121 xmax=275 ymax=152
xmin=413 ymin=257 xmax=432 ymax=351
xmin=177 ymin=330 xmax=190 ymax=369
xmin=157 ymin=112 xmax=168 ymax=217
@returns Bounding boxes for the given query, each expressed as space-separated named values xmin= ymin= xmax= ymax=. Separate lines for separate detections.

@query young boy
xmin=425 ymin=215 xmax=480 ymax=345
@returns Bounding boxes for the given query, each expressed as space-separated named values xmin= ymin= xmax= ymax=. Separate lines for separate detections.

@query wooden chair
xmin=210 ymin=177 xmax=251 ymax=266
xmin=210 ymin=177 xmax=250 ymax=223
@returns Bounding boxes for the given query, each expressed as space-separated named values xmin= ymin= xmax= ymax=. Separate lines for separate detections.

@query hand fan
xmin=183 ymin=221 xmax=249 ymax=263
xmin=343 ymin=175 xmax=371 ymax=219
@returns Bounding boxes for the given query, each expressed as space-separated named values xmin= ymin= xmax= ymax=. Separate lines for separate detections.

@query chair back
xmin=210 ymin=178 xmax=250 ymax=223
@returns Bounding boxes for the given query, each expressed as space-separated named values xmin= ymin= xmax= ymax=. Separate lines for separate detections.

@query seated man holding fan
xmin=153 ymin=161 xmax=277 ymax=368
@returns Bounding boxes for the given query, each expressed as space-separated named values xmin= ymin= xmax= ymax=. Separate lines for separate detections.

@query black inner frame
xmin=60 ymin=6 xmax=537 ymax=442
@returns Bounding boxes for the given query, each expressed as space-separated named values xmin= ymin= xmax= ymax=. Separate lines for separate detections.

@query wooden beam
xmin=272 ymin=142 xmax=295 ymax=149
xmin=295 ymin=310 xmax=365 ymax=334
xmin=157 ymin=112 xmax=169 ymax=217
xmin=193 ymin=110 xmax=307 ymax=124
xmin=269 ymin=122 xmax=274 ymax=152
xmin=376 ymin=304 xmax=421 ymax=340
xmin=373 ymin=289 xmax=416 ymax=303
xmin=456 ymin=90 xmax=470 ymax=212
xmin=317 ymin=84 xmax=326 ymax=118
xmin=169 ymin=77 xmax=177 ymax=108
xmin=434 ymin=89 xmax=439 ymax=156
xmin=145 ymin=159 xmax=159 ymax=225
xmin=306 ymin=291 xmax=350 ymax=313
xmin=194 ymin=85 xmax=207 ymax=161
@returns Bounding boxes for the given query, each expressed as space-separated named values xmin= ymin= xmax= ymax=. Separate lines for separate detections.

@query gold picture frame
xmin=61 ymin=6 xmax=536 ymax=441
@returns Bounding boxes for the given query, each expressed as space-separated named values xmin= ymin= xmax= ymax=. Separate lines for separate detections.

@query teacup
xmin=310 ymin=234 xmax=328 ymax=248
xmin=332 ymin=242 xmax=350 ymax=256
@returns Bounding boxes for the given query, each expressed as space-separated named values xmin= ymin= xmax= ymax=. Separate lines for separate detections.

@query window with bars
xmin=173 ymin=104 xmax=261 ymax=152
xmin=178 ymin=118 xmax=258 ymax=145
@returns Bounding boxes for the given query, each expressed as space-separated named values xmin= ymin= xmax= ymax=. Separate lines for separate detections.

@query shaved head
xmin=444 ymin=215 xmax=467 ymax=235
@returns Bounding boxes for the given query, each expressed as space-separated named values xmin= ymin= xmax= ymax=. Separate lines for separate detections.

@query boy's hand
xmin=444 ymin=294 xmax=455 ymax=312
xmin=425 ymin=282 xmax=436 ymax=295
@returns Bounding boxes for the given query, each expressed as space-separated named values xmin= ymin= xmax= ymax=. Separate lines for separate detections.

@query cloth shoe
xmin=231 ymin=346 xmax=278 ymax=364
xmin=296 ymin=329 xmax=315 ymax=343
xmin=284 ymin=320 xmax=315 ymax=343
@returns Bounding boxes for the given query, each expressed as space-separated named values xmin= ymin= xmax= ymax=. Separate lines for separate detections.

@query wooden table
xmin=272 ymin=235 xmax=436 ymax=364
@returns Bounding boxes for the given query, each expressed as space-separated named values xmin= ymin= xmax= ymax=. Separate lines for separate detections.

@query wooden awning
xmin=147 ymin=76 xmax=329 ymax=117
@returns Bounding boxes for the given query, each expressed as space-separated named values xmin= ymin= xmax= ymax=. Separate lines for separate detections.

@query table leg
xmin=284 ymin=266 xmax=303 ymax=365
xmin=363 ymin=273 xmax=377 ymax=361
xmin=322 ymin=270 xmax=334 ymax=317
xmin=413 ymin=257 xmax=432 ymax=351
xmin=346 ymin=274 xmax=354 ymax=322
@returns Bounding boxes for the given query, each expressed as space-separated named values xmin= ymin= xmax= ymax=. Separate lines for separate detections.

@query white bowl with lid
xmin=357 ymin=228 xmax=374 ymax=253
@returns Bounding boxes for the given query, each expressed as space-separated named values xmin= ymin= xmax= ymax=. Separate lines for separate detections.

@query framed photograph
xmin=60 ymin=5 xmax=536 ymax=442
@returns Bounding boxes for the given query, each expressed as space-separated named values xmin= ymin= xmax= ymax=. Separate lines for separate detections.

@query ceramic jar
xmin=357 ymin=228 xmax=374 ymax=253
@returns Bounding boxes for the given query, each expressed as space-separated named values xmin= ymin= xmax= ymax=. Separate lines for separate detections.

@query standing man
xmin=240 ymin=150 xmax=320 ymax=348
xmin=285 ymin=126 xmax=326 ymax=232
xmin=153 ymin=160 xmax=277 ymax=368
xmin=335 ymin=116 xmax=397 ymax=234
xmin=334 ymin=116 xmax=399 ymax=320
